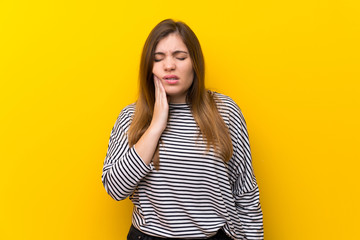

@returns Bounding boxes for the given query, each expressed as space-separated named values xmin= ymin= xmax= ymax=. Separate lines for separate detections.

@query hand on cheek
xmin=154 ymin=75 xmax=170 ymax=103
xmin=151 ymin=75 xmax=169 ymax=133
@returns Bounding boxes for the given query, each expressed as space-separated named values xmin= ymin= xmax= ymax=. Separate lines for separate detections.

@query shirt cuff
xmin=131 ymin=146 xmax=155 ymax=172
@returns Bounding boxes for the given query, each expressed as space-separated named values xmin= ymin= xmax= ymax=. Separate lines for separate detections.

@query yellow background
xmin=1 ymin=0 xmax=359 ymax=239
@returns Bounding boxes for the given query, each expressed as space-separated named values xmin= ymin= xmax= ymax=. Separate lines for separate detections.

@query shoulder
xmin=209 ymin=91 xmax=248 ymax=132
xmin=113 ymin=103 xmax=136 ymax=129
xmin=211 ymin=91 xmax=238 ymax=108
xmin=210 ymin=91 xmax=244 ymax=118
xmin=119 ymin=102 xmax=136 ymax=118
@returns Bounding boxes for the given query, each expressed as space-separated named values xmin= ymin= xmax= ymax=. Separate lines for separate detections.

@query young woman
xmin=102 ymin=19 xmax=263 ymax=240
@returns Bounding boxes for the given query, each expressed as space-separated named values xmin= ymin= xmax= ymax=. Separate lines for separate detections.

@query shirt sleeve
xmin=227 ymin=101 xmax=264 ymax=240
xmin=101 ymin=106 xmax=154 ymax=201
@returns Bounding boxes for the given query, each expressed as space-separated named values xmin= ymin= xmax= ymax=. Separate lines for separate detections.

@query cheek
xmin=152 ymin=64 xmax=157 ymax=74
xmin=182 ymin=62 xmax=193 ymax=79
xmin=152 ymin=63 xmax=163 ymax=76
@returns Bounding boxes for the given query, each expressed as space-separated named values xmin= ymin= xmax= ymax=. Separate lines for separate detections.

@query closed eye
xmin=154 ymin=51 xmax=188 ymax=62
xmin=154 ymin=57 xmax=186 ymax=62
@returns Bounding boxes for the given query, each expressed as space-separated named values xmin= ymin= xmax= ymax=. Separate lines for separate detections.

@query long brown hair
xmin=128 ymin=19 xmax=233 ymax=169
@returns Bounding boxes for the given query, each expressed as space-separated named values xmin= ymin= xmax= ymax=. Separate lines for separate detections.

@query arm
xmin=228 ymin=102 xmax=264 ymax=240
xmin=102 ymin=76 xmax=169 ymax=201
xmin=134 ymin=75 xmax=169 ymax=164
xmin=101 ymin=107 xmax=154 ymax=201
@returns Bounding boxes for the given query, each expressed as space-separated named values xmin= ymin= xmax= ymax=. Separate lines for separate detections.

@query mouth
xmin=163 ymin=75 xmax=179 ymax=84
xmin=163 ymin=75 xmax=179 ymax=80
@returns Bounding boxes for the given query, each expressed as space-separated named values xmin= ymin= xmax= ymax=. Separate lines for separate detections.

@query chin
xmin=164 ymin=90 xmax=182 ymax=98
xmin=164 ymin=88 xmax=180 ymax=96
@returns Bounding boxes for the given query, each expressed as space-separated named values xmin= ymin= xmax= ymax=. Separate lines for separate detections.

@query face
xmin=152 ymin=33 xmax=194 ymax=103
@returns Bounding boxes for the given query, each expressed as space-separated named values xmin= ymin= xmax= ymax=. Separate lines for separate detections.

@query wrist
xmin=147 ymin=123 xmax=164 ymax=137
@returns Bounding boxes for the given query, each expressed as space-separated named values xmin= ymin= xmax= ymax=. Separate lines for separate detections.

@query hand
xmin=133 ymin=76 xmax=169 ymax=165
xmin=150 ymin=75 xmax=169 ymax=134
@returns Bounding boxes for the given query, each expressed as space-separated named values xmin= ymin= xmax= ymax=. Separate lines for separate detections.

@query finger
xmin=156 ymin=76 xmax=165 ymax=94
xmin=154 ymin=76 xmax=165 ymax=105
xmin=154 ymin=75 xmax=160 ymax=100
xmin=153 ymin=75 xmax=163 ymax=96
xmin=154 ymin=75 xmax=168 ymax=105
xmin=158 ymin=79 xmax=168 ymax=104
xmin=158 ymin=77 xmax=165 ymax=93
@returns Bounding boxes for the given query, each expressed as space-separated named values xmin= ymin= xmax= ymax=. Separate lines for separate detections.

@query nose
xmin=163 ymin=57 xmax=175 ymax=71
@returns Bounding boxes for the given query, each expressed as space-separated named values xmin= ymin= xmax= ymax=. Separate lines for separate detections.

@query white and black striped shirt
xmin=102 ymin=92 xmax=263 ymax=239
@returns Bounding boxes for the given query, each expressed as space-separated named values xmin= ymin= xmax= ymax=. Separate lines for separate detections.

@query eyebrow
xmin=154 ymin=50 xmax=188 ymax=55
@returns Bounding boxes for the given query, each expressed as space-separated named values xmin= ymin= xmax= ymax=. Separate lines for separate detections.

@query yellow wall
xmin=1 ymin=0 xmax=359 ymax=239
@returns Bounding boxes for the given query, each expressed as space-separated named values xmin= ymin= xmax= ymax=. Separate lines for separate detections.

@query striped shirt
xmin=102 ymin=92 xmax=263 ymax=239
